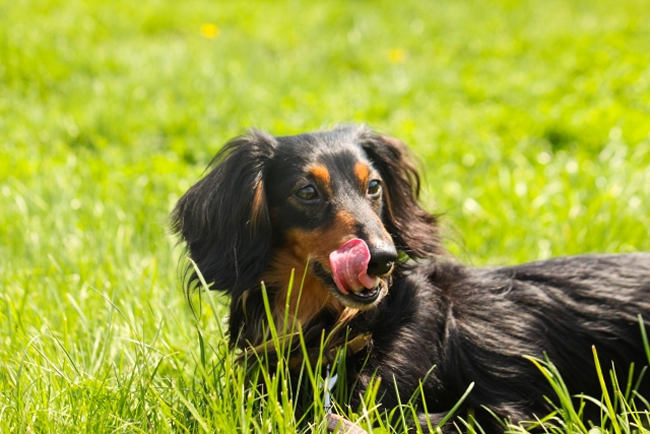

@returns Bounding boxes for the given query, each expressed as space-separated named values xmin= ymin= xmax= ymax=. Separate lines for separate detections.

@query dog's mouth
xmin=312 ymin=238 xmax=390 ymax=309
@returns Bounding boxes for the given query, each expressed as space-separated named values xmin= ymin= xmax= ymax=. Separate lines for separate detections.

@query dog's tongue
xmin=329 ymin=239 xmax=380 ymax=295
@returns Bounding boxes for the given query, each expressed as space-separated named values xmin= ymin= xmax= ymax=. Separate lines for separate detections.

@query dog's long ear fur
xmin=358 ymin=128 xmax=441 ymax=259
xmin=171 ymin=131 xmax=276 ymax=296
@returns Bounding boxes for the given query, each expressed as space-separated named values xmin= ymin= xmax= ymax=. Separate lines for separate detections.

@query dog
xmin=171 ymin=125 xmax=650 ymax=432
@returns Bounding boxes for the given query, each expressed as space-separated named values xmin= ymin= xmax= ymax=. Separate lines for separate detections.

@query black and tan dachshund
xmin=172 ymin=125 xmax=650 ymax=432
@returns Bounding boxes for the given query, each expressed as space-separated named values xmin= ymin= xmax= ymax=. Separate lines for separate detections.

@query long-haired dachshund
xmin=171 ymin=125 xmax=650 ymax=432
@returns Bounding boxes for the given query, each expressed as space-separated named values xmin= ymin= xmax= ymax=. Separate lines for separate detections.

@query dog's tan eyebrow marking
xmin=309 ymin=165 xmax=332 ymax=194
xmin=310 ymin=165 xmax=331 ymax=184
xmin=354 ymin=162 xmax=370 ymax=187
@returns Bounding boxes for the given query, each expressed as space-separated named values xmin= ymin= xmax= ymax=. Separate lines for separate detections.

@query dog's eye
xmin=295 ymin=185 xmax=319 ymax=201
xmin=367 ymin=179 xmax=382 ymax=198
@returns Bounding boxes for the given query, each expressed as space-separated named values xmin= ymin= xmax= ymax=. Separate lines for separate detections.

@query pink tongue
xmin=329 ymin=239 xmax=380 ymax=295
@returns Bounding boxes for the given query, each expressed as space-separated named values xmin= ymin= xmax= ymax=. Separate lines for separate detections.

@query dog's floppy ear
xmin=171 ymin=130 xmax=275 ymax=296
xmin=359 ymin=130 xmax=441 ymax=259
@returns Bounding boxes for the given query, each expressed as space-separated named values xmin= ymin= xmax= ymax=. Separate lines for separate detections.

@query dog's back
xmin=347 ymin=253 xmax=650 ymax=431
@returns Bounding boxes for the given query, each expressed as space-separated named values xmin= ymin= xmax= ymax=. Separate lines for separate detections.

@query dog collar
xmin=240 ymin=330 xmax=373 ymax=369
xmin=288 ymin=331 xmax=373 ymax=370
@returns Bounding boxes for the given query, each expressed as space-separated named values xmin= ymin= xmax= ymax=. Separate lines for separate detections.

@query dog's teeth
xmin=358 ymin=287 xmax=378 ymax=298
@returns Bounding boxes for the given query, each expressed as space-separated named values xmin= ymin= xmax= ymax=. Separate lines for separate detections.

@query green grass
xmin=1 ymin=0 xmax=650 ymax=432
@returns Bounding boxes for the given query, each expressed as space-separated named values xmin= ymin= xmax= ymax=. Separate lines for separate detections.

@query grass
xmin=1 ymin=0 xmax=650 ymax=432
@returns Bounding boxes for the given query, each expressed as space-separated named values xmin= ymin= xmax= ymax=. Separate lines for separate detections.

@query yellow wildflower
xmin=200 ymin=23 xmax=219 ymax=39
xmin=388 ymin=48 xmax=406 ymax=64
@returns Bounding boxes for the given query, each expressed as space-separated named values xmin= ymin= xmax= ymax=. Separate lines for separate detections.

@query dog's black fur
xmin=172 ymin=125 xmax=650 ymax=432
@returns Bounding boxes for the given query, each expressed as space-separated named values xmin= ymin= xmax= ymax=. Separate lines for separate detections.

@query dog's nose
xmin=367 ymin=245 xmax=398 ymax=276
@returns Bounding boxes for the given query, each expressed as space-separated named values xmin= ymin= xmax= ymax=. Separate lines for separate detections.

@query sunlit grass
xmin=521 ymin=320 xmax=650 ymax=434
xmin=1 ymin=0 xmax=649 ymax=432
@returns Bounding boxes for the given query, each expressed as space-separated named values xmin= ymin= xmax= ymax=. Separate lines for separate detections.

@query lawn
xmin=1 ymin=0 xmax=649 ymax=432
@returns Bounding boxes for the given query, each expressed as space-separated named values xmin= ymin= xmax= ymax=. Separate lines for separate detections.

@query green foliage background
xmin=1 ymin=0 xmax=649 ymax=432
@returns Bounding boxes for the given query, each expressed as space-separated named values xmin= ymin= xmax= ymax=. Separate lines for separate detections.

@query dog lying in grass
xmin=172 ymin=125 xmax=650 ymax=432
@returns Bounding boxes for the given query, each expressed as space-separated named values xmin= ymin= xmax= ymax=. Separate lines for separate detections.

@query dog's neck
xmin=261 ymin=248 xmax=358 ymax=334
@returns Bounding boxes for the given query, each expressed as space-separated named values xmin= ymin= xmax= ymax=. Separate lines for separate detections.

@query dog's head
xmin=172 ymin=125 xmax=440 ymax=346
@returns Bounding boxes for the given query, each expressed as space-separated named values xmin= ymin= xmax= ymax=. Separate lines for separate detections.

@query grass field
xmin=1 ymin=0 xmax=650 ymax=432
